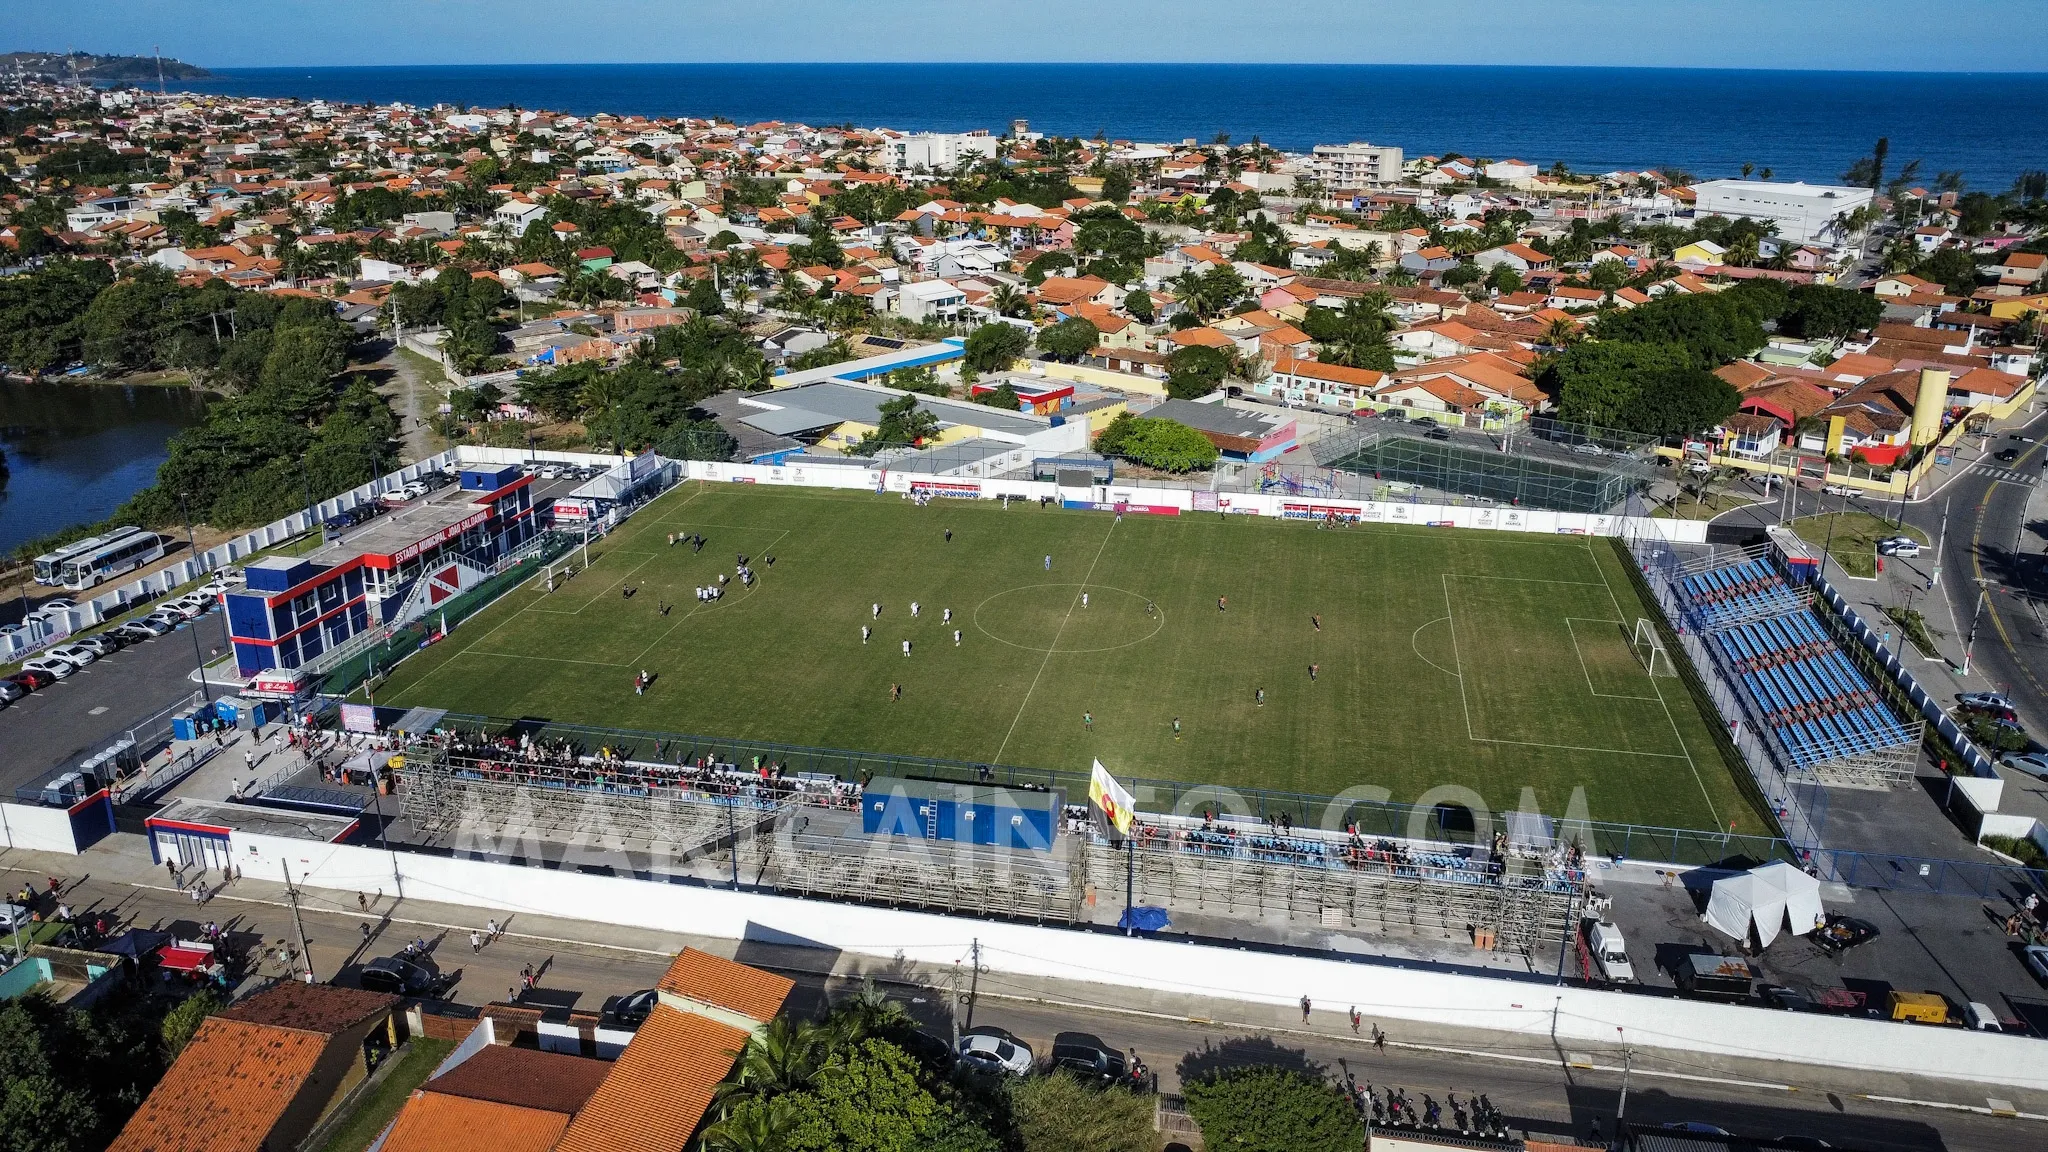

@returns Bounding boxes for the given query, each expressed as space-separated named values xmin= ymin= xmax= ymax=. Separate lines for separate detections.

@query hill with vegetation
xmin=1 ymin=51 xmax=208 ymax=81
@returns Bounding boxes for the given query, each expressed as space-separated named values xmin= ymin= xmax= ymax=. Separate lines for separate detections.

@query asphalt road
xmin=6 ymin=857 xmax=2037 ymax=1152
xmin=0 ymin=608 xmax=232 ymax=795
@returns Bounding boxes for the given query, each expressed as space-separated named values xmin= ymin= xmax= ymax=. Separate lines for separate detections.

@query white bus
xmin=32 ymin=526 xmax=143 ymax=585
xmin=60 ymin=529 xmax=166 ymax=591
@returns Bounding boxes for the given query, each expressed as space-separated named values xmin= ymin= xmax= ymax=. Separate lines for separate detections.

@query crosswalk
xmin=1969 ymin=465 xmax=2037 ymax=487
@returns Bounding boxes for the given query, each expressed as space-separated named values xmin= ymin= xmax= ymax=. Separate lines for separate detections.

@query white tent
xmin=1703 ymin=861 xmax=1824 ymax=948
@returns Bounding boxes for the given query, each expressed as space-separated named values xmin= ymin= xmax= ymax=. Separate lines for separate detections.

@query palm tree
xmin=825 ymin=980 xmax=910 ymax=1045
xmin=989 ymin=282 xmax=1027 ymax=318
xmin=702 ymin=1098 xmax=794 ymax=1152
xmin=714 ymin=1017 xmax=831 ymax=1114
xmin=1543 ymin=315 xmax=1583 ymax=349
xmin=1726 ymin=234 xmax=1761 ymax=268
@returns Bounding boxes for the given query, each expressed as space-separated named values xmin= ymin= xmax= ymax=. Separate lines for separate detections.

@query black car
xmin=358 ymin=955 xmax=442 ymax=997
xmin=1047 ymin=1031 xmax=1127 ymax=1085
xmin=1424 ymin=424 xmax=1451 ymax=441
xmin=1997 ymin=447 xmax=2022 ymax=462
xmin=600 ymin=988 xmax=659 ymax=1029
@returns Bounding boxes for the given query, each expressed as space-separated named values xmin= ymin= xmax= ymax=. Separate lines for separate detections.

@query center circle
xmin=972 ymin=584 xmax=1165 ymax=653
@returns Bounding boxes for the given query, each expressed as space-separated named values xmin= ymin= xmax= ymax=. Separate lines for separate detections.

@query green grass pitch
xmin=373 ymin=481 xmax=1767 ymax=833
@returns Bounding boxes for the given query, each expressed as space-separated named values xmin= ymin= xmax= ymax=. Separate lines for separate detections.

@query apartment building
xmin=1310 ymin=142 xmax=1405 ymax=189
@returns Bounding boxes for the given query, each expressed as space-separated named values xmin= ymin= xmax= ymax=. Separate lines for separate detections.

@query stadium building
xmin=224 ymin=465 xmax=538 ymax=676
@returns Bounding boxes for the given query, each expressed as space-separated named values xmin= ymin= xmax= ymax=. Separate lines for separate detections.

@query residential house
xmin=1261 ymin=355 xmax=1386 ymax=412
xmin=1473 ymin=242 xmax=1555 ymax=275
xmin=1147 ymin=398 xmax=1297 ymax=461
xmin=897 ymin=277 xmax=968 ymax=323
xmin=107 ymin=983 xmax=402 ymax=1152
xmin=1399 ymin=245 xmax=1460 ymax=277
xmin=1672 ymin=239 xmax=1726 ymax=266
xmin=1997 ymin=251 xmax=2046 ymax=296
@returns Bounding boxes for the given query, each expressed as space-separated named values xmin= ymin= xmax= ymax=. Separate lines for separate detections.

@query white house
xmin=898 ymin=278 xmax=969 ymax=323
xmin=1483 ymin=158 xmax=1539 ymax=185
xmin=882 ymin=131 xmax=1000 ymax=173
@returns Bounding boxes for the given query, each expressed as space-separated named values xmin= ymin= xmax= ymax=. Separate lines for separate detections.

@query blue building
xmin=224 ymin=465 xmax=538 ymax=675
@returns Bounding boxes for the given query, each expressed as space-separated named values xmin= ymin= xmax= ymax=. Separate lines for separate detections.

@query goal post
xmin=1632 ymin=618 xmax=1677 ymax=677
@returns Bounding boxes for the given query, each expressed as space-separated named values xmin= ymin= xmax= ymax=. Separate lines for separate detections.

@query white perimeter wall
xmin=232 ymin=832 xmax=2048 ymax=1091
xmin=0 ymin=801 xmax=83 ymax=854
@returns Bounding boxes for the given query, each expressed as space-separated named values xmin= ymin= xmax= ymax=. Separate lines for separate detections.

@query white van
xmin=1587 ymin=920 xmax=1637 ymax=984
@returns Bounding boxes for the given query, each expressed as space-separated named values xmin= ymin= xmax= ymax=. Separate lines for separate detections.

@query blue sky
xmin=5 ymin=0 xmax=2045 ymax=71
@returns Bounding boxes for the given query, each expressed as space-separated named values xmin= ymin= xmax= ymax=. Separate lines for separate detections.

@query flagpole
xmin=1124 ymin=833 xmax=1135 ymax=936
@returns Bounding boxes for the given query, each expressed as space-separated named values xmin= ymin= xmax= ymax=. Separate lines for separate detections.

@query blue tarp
xmin=1116 ymin=906 xmax=1171 ymax=933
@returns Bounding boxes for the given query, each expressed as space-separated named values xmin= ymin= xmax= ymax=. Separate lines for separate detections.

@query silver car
xmin=957 ymin=1027 xmax=1033 ymax=1075
xmin=2002 ymin=753 xmax=2048 ymax=781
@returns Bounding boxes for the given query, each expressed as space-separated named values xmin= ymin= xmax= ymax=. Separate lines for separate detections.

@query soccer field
xmin=373 ymin=482 xmax=1767 ymax=833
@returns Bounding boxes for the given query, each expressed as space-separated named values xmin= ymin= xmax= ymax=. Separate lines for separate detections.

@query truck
xmin=1585 ymin=919 xmax=1636 ymax=984
xmin=1673 ymin=952 xmax=1754 ymax=1002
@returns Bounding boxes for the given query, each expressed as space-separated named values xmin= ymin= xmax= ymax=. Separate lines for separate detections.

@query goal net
xmin=1633 ymin=618 xmax=1678 ymax=677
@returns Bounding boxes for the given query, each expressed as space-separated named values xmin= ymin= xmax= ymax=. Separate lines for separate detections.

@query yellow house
xmin=1989 ymin=293 xmax=2048 ymax=320
xmin=1672 ymin=240 xmax=1726 ymax=266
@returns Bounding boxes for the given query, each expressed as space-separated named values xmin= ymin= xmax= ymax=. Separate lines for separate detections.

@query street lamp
xmin=177 ymin=493 xmax=213 ymax=703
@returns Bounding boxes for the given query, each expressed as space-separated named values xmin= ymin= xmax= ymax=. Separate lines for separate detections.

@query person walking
xmin=1044 ymin=554 xmax=1052 ymax=570
xmin=862 ymin=625 xmax=871 ymax=644
xmin=1350 ymin=1006 xmax=1361 ymax=1034
xmin=1372 ymin=1023 xmax=1385 ymax=1051
xmin=910 ymin=601 xmax=920 ymax=617
xmin=902 ymin=639 xmax=912 ymax=656
xmin=1312 ymin=613 xmax=1322 ymax=631
xmin=1081 ymin=592 xmax=1089 ymax=608
xmin=890 ymin=683 xmax=901 ymax=701
xmin=470 ymin=930 xmax=483 ymax=954
xmin=1083 ymin=711 xmax=1094 ymax=729
xmin=1218 ymin=596 xmax=1227 ymax=612
xmin=1172 ymin=716 xmax=1182 ymax=740
xmin=1300 ymin=994 xmax=1312 ymax=1022
xmin=1309 ymin=662 xmax=1319 ymax=682
xmin=1256 ymin=687 xmax=1266 ymax=706
xmin=873 ymin=602 xmax=881 ymax=618
xmin=358 ymin=892 xmax=369 ymax=913
xmin=944 ymin=528 xmax=953 ymax=542
xmin=953 ymin=629 xmax=962 ymax=646
xmin=941 ymin=607 xmax=951 ymax=623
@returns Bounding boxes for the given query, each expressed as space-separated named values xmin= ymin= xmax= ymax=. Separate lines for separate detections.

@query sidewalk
xmin=4 ymin=830 xmax=2045 ymax=1119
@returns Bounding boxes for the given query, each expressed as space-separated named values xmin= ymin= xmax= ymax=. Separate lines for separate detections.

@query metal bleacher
xmin=1674 ymin=548 xmax=1919 ymax=789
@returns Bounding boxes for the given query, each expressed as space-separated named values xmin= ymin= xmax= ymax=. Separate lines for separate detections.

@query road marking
xmin=89 ymin=705 xmax=108 ymax=715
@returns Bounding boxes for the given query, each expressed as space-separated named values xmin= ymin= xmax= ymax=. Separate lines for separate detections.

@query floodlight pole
xmin=1123 ymin=832 xmax=1135 ymax=936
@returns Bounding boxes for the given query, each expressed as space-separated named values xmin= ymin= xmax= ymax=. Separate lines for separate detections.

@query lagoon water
xmin=183 ymin=62 xmax=2048 ymax=187
xmin=0 ymin=379 xmax=207 ymax=555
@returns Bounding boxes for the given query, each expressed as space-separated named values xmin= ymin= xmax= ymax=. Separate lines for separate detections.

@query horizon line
xmin=165 ymin=59 xmax=2048 ymax=77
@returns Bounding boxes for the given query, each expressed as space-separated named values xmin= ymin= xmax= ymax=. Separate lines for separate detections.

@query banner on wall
xmin=910 ymin=480 xmax=983 ymax=499
xmin=1192 ymin=491 xmax=1220 ymax=512
xmin=1063 ymin=500 xmax=1180 ymax=516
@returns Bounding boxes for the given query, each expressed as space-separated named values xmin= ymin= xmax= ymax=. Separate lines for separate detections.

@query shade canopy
xmin=1703 ymin=861 xmax=1824 ymax=948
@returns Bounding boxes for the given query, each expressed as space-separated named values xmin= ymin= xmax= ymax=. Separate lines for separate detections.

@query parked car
xmin=116 ymin=618 xmax=171 ymax=639
xmin=1572 ymin=442 xmax=1607 ymax=456
xmin=144 ymin=610 xmax=186 ymax=631
xmin=0 ymin=679 xmax=26 ymax=703
xmin=2000 ymin=752 xmax=2048 ymax=780
xmin=6 ymin=669 xmax=54 ymax=691
xmin=957 ymin=1026 xmax=1033 ymax=1076
xmin=1877 ymin=537 xmax=1921 ymax=557
xmin=47 ymin=644 xmax=97 ymax=667
xmin=40 ymin=597 xmax=77 ymax=611
xmin=600 ymin=988 xmax=658 ymax=1030
xmin=1047 ymin=1032 xmax=1127 ymax=1085
xmin=74 ymin=634 xmax=124 ymax=656
xmin=2023 ymin=944 xmax=2048 ymax=984
xmin=358 ymin=955 xmax=443 ymax=997
xmin=168 ymin=595 xmax=213 ymax=618
xmin=21 ymin=656 xmax=76 ymax=679
xmin=1959 ymin=691 xmax=2014 ymax=711
xmin=0 ymin=902 xmax=33 ymax=931
xmin=1424 ymin=424 xmax=1451 ymax=441
xmin=1822 ymin=484 xmax=1861 ymax=497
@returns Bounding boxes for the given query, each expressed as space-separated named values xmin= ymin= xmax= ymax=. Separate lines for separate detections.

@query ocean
xmin=179 ymin=63 xmax=2048 ymax=188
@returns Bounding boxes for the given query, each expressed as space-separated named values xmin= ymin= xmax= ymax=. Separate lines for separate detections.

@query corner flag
xmin=1089 ymin=759 xmax=1137 ymax=836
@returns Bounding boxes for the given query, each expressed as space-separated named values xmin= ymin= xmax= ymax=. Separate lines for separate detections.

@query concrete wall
xmin=0 ymin=800 xmax=86 ymax=854
xmin=228 ymin=831 xmax=2048 ymax=1091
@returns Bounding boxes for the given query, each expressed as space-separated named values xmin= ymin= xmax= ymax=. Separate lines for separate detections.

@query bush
xmin=1183 ymin=1066 xmax=1362 ymax=1152
xmin=1096 ymin=414 xmax=1219 ymax=473
xmin=1982 ymin=834 xmax=2047 ymax=869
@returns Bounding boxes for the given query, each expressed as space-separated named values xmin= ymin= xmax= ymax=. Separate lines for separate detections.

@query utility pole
xmin=1933 ymin=497 xmax=1951 ymax=589
xmin=1612 ymin=1034 xmax=1632 ymax=1149
xmin=966 ymin=937 xmax=982 ymax=1030
xmin=282 ymin=858 xmax=315 ymax=982
xmin=177 ymin=493 xmax=213 ymax=702
xmin=1964 ymin=583 xmax=1989 ymax=675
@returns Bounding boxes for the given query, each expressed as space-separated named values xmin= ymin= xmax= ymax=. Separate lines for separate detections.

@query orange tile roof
xmin=107 ymin=1019 xmax=327 ymax=1152
xmin=554 ymin=1005 xmax=749 ymax=1152
xmin=656 ymin=948 xmax=794 ymax=1024
xmin=381 ymin=1093 xmax=569 ymax=1152
xmin=218 ymin=980 xmax=397 ymax=1036
xmin=1168 ymin=326 xmax=1237 ymax=349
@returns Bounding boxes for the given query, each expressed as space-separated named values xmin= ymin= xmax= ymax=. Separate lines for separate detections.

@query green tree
xmin=1123 ymin=289 xmax=1155 ymax=324
xmin=1037 ymin=317 xmax=1100 ymax=362
xmin=159 ymin=992 xmax=222 ymax=1059
xmin=1116 ymin=418 xmax=1220 ymax=472
xmin=719 ymin=1039 xmax=999 ymax=1152
xmin=1484 ymin=263 xmax=1524 ymax=295
xmin=1101 ymin=168 xmax=1133 ymax=203
xmin=973 ymin=383 xmax=1022 ymax=410
xmin=686 ymin=276 xmax=727 ymax=316
xmin=962 ymin=323 xmax=1030 ymax=375
xmin=1916 ymin=247 xmax=1980 ymax=297
xmin=1593 ymin=291 xmax=1767 ymax=366
xmin=1165 ymin=345 xmax=1231 ymax=399
xmin=1182 ymin=1066 xmax=1362 ymax=1152
xmin=1009 ymin=1072 xmax=1156 ymax=1152
xmin=1540 ymin=341 xmax=1739 ymax=436
xmin=854 ymin=393 xmax=940 ymax=454
xmin=1777 ymin=284 xmax=1884 ymax=339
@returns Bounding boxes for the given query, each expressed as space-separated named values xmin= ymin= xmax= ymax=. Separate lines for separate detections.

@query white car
xmin=1822 ymin=484 xmax=1861 ymax=498
xmin=0 ymin=902 xmax=33 ymax=930
xmin=2025 ymin=944 xmax=2048 ymax=984
xmin=41 ymin=597 xmax=77 ymax=611
xmin=47 ymin=644 xmax=97 ymax=667
xmin=1877 ymin=537 xmax=1921 ymax=558
xmin=169 ymin=595 xmax=213 ymax=618
xmin=957 ymin=1027 xmax=1034 ymax=1075
xmin=21 ymin=656 xmax=76 ymax=679
xmin=144 ymin=610 xmax=186 ymax=630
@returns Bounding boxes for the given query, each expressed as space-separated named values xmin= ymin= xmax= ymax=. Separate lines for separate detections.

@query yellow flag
xmin=1089 ymin=759 xmax=1137 ymax=836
